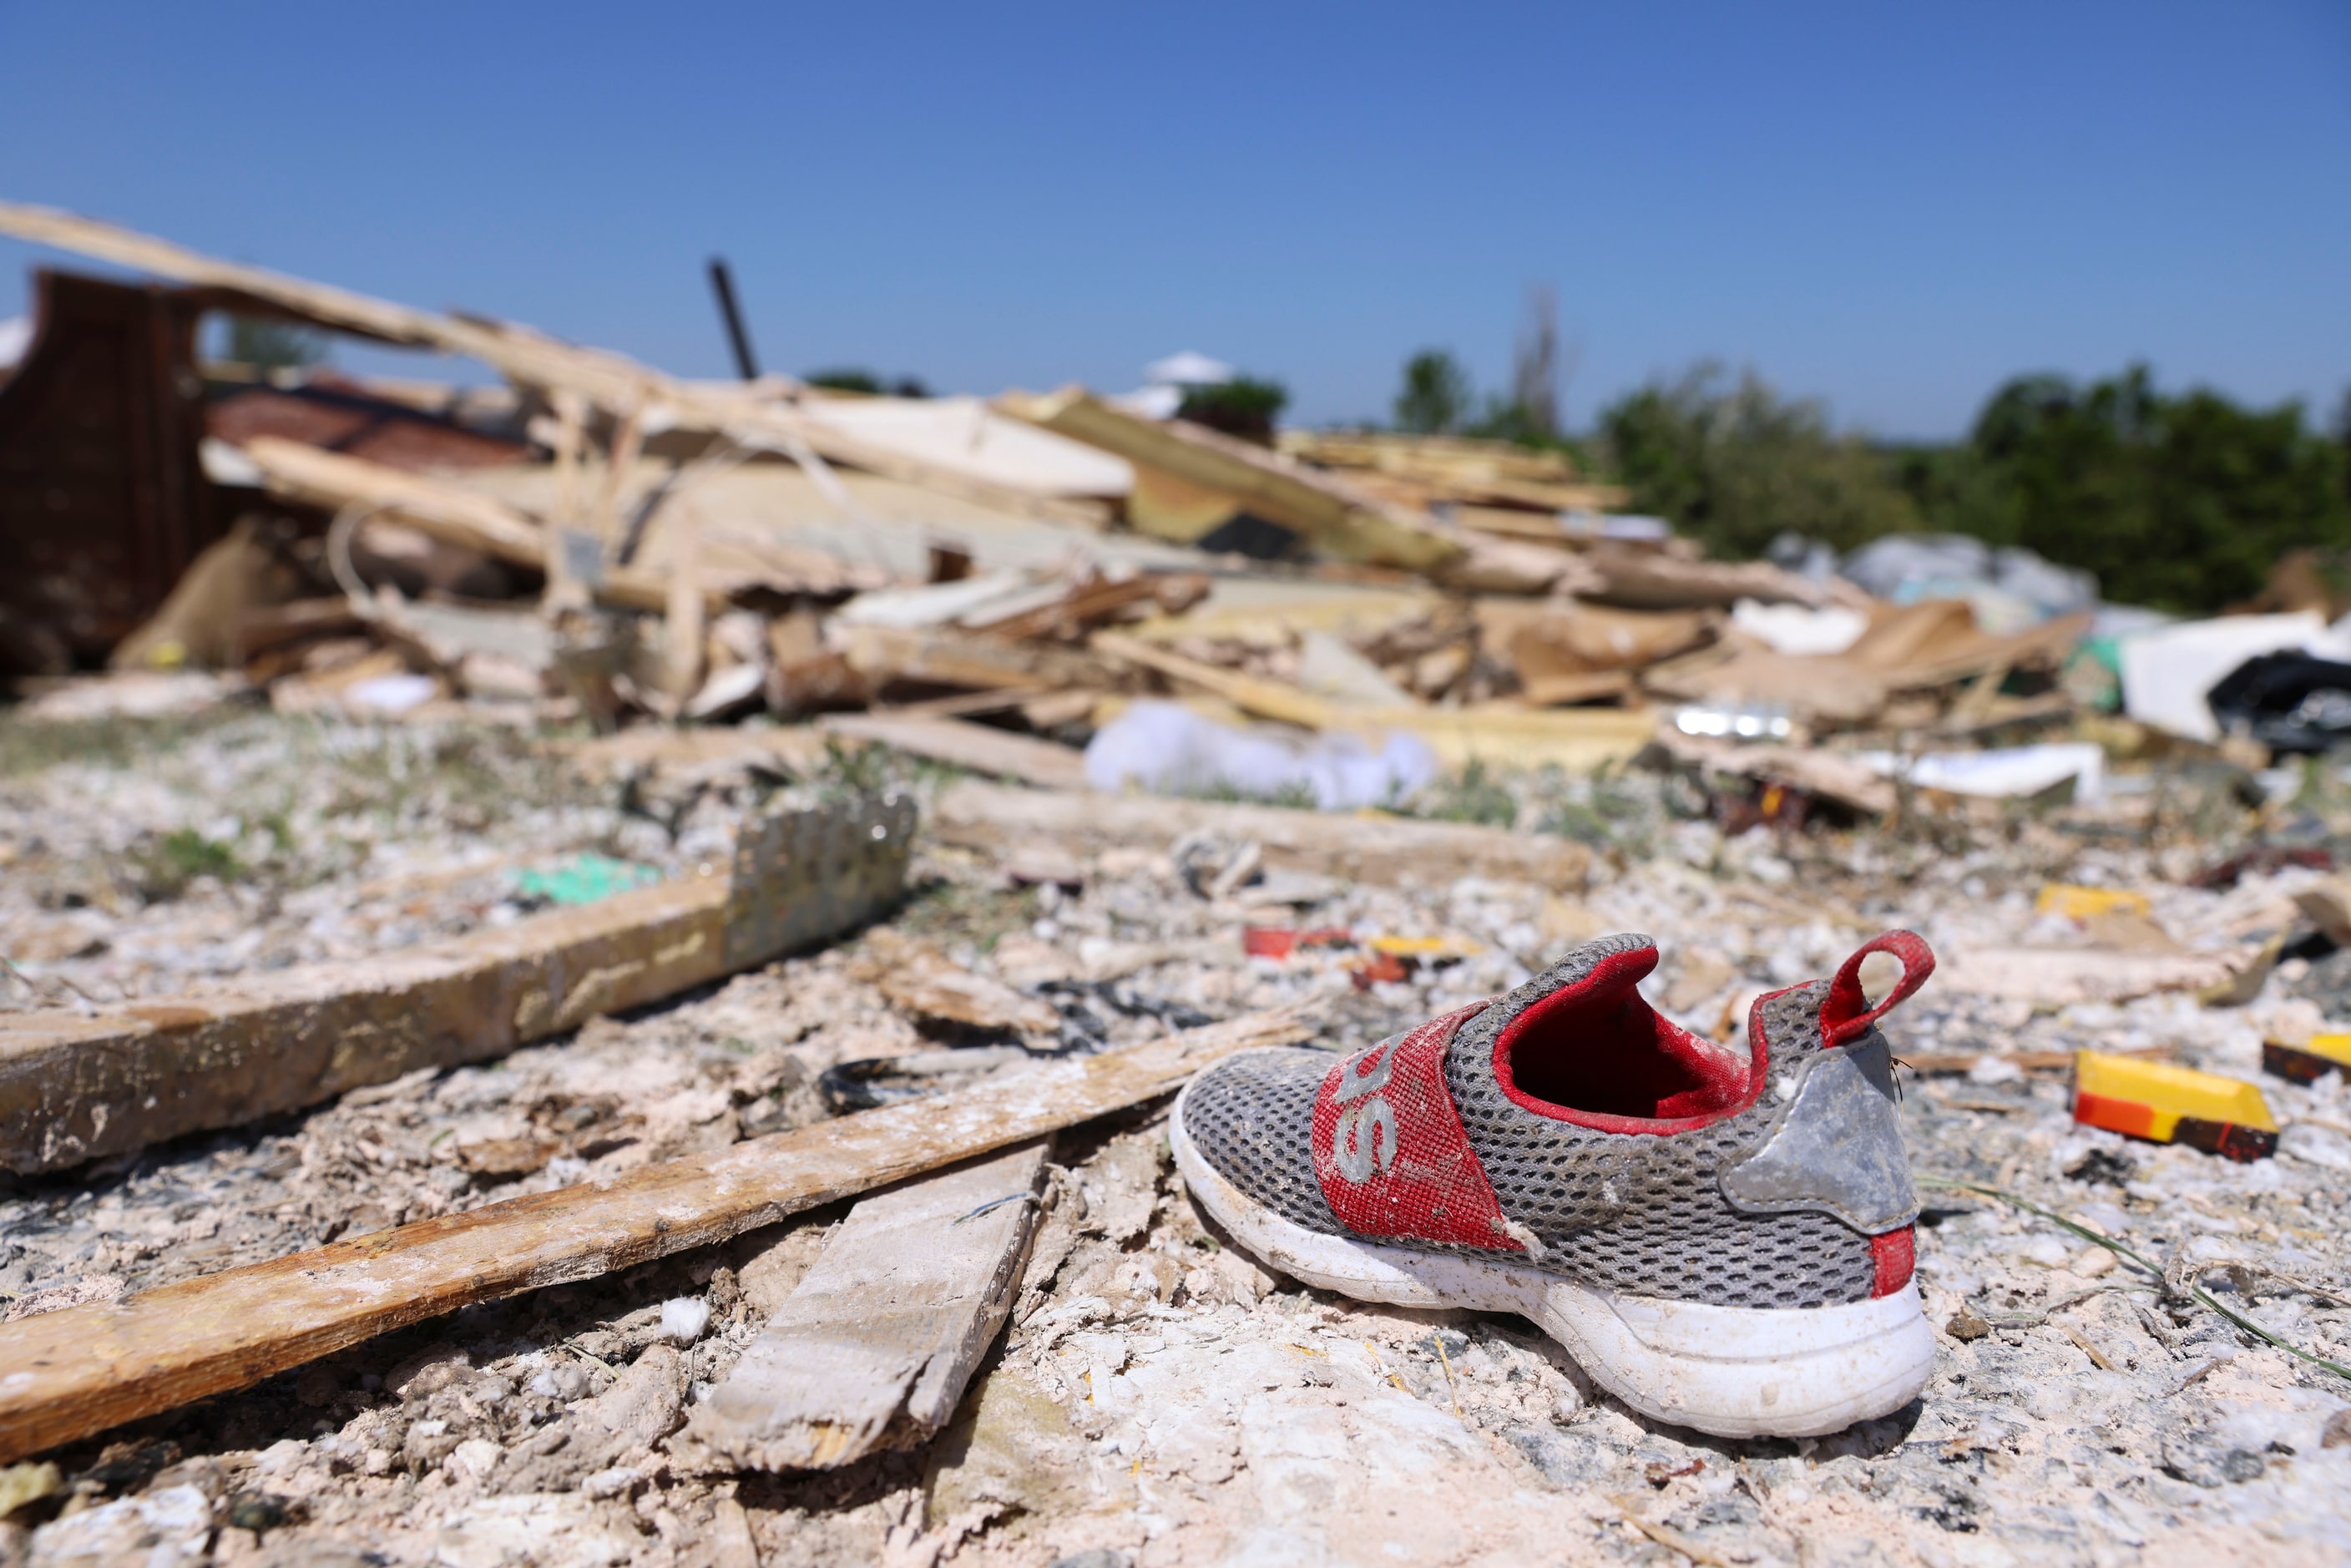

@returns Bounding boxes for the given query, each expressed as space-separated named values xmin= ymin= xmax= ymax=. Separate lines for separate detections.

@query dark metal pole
xmin=706 ymin=257 xmax=761 ymax=381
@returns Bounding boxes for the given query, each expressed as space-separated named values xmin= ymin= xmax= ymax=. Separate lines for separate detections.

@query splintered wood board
xmin=682 ymin=1141 xmax=1050 ymax=1470
xmin=0 ymin=796 xmax=913 ymax=1176
xmin=0 ymin=874 xmax=730 ymax=1175
xmin=932 ymin=779 xmax=1593 ymax=893
xmin=820 ymin=713 xmax=1090 ymax=792
xmin=0 ymin=1008 xmax=1312 ymax=1463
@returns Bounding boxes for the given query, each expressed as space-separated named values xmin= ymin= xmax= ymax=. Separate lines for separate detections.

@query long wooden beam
xmin=819 ymin=713 xmax=1090 ymax=792
xmin=930 ymin=779 xmax=1595 ymax=892
xmin=0 ymin=1008 xmax=1312 ymax=1464
xmin=0 ymin=202 xmax=1103 ymax=529
xmin=240 ymin=437 xmax=681 ymax=614
xmin=0 ymin=795 xmax=915 ymax=1175
xmin=998 ymin=387 xmax=1464 ymax=571
xmin=1091 ymin=631 xmax=1658 ymax=773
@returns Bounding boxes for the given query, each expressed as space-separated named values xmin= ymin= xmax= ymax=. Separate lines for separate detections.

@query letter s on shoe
xmin=1335 ymin=1097 xmax=1399 ymax=1181
xmin=1336 ymin=1039 xmax=1397 ymax=1103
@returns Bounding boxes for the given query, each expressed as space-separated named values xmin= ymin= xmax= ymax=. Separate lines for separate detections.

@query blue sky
xmin=1 ymin=2 xmax=2343 ymax=438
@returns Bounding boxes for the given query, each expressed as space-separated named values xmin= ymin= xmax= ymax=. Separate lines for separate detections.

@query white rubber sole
xmin=1170 ymin=1083 xmax=1934 ymax=1439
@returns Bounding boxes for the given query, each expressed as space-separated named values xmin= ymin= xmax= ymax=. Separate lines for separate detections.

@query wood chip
xmin=680 ymin=1141 xmax=1049 ymax=1470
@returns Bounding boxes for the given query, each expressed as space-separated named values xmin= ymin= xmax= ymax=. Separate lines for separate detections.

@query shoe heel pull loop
xmin=1822 ymin=930 xmax=1934 ymax=1046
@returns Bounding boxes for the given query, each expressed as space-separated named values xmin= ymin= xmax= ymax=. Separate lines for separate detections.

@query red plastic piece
xmin=1243 ymin=925 xmax=1352 ymax=960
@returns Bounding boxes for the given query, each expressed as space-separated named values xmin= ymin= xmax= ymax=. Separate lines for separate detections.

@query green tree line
xmin=1393 ymin=349 xmax=2351 ymax=614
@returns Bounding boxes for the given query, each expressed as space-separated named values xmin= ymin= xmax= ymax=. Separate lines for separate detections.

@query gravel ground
xmin=3 ymin=707 xmax=2348 ymax=1566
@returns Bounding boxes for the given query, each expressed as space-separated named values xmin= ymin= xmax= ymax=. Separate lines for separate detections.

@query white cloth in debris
xmin=2117 ymin=611 xmax=2351 ymax=741
xmin=1084 ymin=700 xmax=1437 ymax=811
xmin=1730 ymin=598 xmax=1868 ymax=656
xmin=1853 ymin=742 xmax=2105 ymax=802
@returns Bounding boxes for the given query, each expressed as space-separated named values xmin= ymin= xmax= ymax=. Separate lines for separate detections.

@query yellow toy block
xmin=2072 ymin=1050 xmax=2276 ymax=1162
xmin=2036 ymin=884 xmax=2151 ymax=921
xmin=2263 ymin=1032 xmax=2351 ymax=1085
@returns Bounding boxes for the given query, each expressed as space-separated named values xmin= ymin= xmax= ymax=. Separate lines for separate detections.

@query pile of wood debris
xmin=0 ymin=205 xmax=2117 ymax=832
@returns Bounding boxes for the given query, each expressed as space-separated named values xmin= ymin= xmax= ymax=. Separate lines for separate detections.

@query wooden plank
xmin=998 ymin=387 xmax=1464 ymax=572
xmin=1579 ymin=547 xmax=1843 ymax=611
xmin=242 ymin=438 xmax=682 ymax=615
xmin=1093 ymin=631 xmax=1656 ymax=772
xmin=0 ymin=795 xmax=914 ymax=1175
xmin=820 ymin=713 xmax=1090 ymax=792
xmin=0 ymin=1008 xmax=1312 ymax=1464
xmin=0 ymin=202 xmax=1105 ymax=530
xmin=679 ymin=1141 xmax=1050 ymax=1470
xmin=1650 ymin=731 xmax=1898 ymax=816
xmin=931 ymin=780 xmax=1593 ymax=893
xmin=836 ymin=624 xmax=1110 ymax=695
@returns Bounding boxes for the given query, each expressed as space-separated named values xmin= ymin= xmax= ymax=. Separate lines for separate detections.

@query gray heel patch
xmin=1719 ymin=1036 xmax=1918 ymax=1233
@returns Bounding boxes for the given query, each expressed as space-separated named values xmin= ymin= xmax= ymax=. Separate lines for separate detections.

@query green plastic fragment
xmin=511 ymin=853 xmax=662 ymax=907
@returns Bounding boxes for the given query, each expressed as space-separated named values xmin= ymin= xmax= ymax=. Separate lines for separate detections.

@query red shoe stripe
xmin=1311 ymin=1001 xmax=1524 ymax=1251
xmin=1869 ymin=1226 xmax=1915 ymax=1297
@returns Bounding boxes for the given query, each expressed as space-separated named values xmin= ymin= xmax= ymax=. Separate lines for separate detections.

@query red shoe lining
xmin=1493 ymin=947 xmax=1768 ymax=1135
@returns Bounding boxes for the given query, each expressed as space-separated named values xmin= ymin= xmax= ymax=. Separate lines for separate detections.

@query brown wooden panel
xmin=0 ymin=269 xmax=218 ymax=666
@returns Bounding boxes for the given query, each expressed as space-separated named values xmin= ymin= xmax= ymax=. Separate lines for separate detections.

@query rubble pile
xmin=1 ymin=204 xmax=2247 ymax=829
xmin=0 ymin=205 xmax=2348 ymax=1565
xmin=1 ymin=720 xmax=2348 ymax=1563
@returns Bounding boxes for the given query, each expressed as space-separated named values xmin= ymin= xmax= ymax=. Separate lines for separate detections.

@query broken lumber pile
xmin=0 ymin=1008 xmax=1312 ymax=1465
xmin=0 ymin=201 xmax=1106 ymax=532
xmin=998 ymin=386 xmax=1463 ymax=571
xmin=1274 ymin=428 xmax=1630 ymax=515
xmin=0 ymin=794 xmax=913 ymax=1174
xmin=0 ymin=202 xmax=2112 ymax=832
xmin=1092 ymin=630 xmax=1657 ymax=772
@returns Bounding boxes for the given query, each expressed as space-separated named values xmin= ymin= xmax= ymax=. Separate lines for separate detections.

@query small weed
xmin=1537 ymin=801 xmax=1614 ymax=847
xmin=1186 ymin=779 xmax=1321 ymax=811
xmin=255 ymin=808 xmax=297 ymax=857
xmin=1403 ymin=759 xmax=1518 ymax=827
xmin=819 ymin=736 xmax=894 ymax=798
xmin=895 ymin=877 xmax=1039 ymax=951
xmin=134 ymin=828 xmax=242 ymax=900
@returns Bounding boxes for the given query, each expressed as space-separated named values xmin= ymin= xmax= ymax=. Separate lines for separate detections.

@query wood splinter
xmin=677 ymin=1140 xmax=1051 ymax=1472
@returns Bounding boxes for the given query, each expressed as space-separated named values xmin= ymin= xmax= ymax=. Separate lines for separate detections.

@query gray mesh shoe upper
xmin=1180 ymin=933 xmax=1915 ymax=1309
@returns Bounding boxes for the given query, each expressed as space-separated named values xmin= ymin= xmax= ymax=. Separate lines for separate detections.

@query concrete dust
xmin=3 ymin=708 xmax=2348 ymax=1565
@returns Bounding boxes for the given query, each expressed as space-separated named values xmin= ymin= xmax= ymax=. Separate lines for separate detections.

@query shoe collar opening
xmin=1492 ymin=943 xmax=1765 ymax=1135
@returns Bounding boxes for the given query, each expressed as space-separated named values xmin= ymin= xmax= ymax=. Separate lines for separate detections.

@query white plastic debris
xmin=832 ymin=571 xmax=1039 ymax=630
xmin=1084 ymin=699 xmax=1437 ymax=810
xmin=1672 ymin=702 xmax=1793 ymax=741
xmin=2117 ymin=611 xmax=2350 ymax=741
xmin=1729 ymin=598 xmax=1868 ymax=656
xmin=344 ymin=672 xmax=438 ymax=714
xmin=661 ymin=1296 xmax=711 ymax=1343
xmin=1853 ymin=742 xmax=2106 ymax=801
xmin=1840 ymin=534 xmax=2096 ymax=630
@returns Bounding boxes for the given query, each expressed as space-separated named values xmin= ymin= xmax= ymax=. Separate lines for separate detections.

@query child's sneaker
xmin=1171 ymin=931 xmax=1936 ymax=1438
